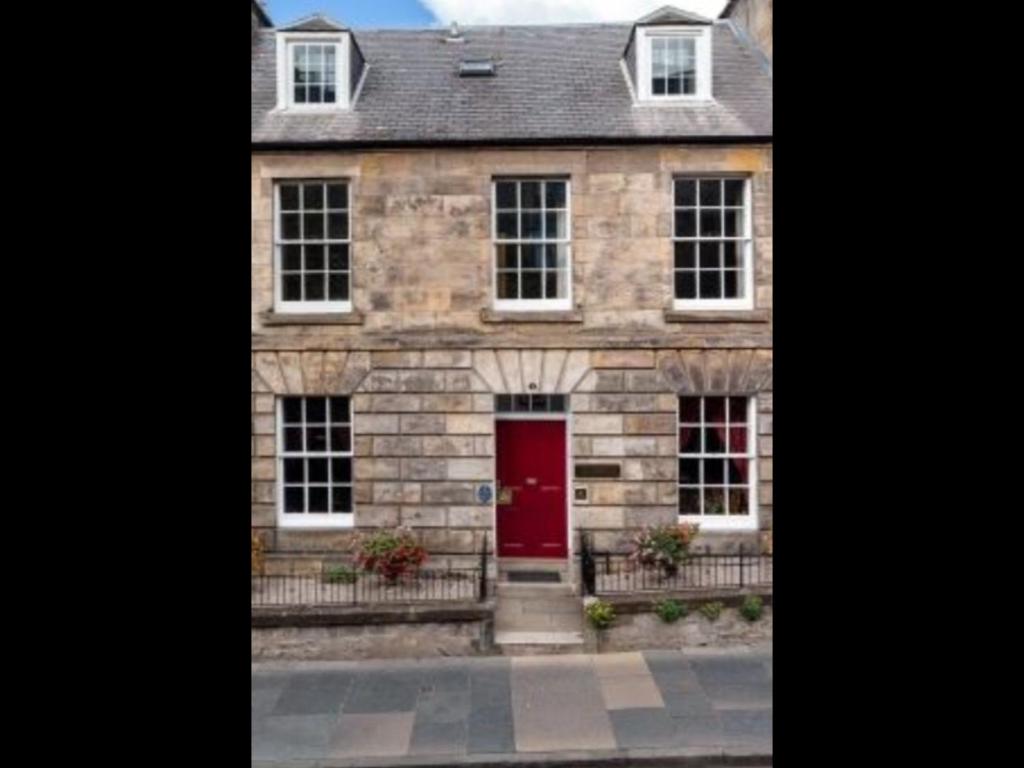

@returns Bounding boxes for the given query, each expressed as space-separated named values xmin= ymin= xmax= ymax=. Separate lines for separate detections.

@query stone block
xmin=424 ymin=350 xmax=472 ymax=368
xmin=474 ymin=436 xmax=494 ymax=456
xmin=372 ymin=482 xmax=422 ymax=504
xmin=253 ymin=481 xmax=275 ymax=504
xmin=399 ymin=370 xmax=446 ymax=393
xmin=354 ymin=482 xmax=373 ymax=504
xmin=593 ymin=394 xmax=659 ymax=413
xmin=758 ymin=483 xmax=772 ymax=506
xmin=445 ymin=370 xmax=483 ymax=392
xmin=573 ymin=414 xmax=623 ymax=435
xmin=371 ymin=394 xmax=421 ymax=413
xmin=623 ymin=507 xmax=677 ymax=528
xmin=448 ymin=506 xmax=491 ymax=528
xmin=356 ymin=505 xmax=400 ymax=527
xmin=623 ymin=414 xmax=676 ymax=435
xmin=254 ymin=436 xmax=275 ymax=456
xmin=402 ymin=458 xmax=447 ymax=480
xmin=447 ymin=458 xmax=492 ymax=481
xmin=423 ymin=435 xmax=476 ymax=457
xmin=253 ymin=414 xmax=275 ymax=435
xmin=372 ymin=436 xmax=424 ymax=456
xmin=759 ymin=458 xmax=772 ymax=481
xmin=621 ymin=458 xmax=676 ymax=481
xmin=400 ymin=413 xmax=446 ymax=434
xmin=401 ymin=506 xmax=448 ymax=527
xmin=423 ymin=482 xmax=477 ymax=504
xmin=251 ymin=504 xmax=275 ymax=527
xmin=758 ymin=436 xmax=772 ymax=457
xmin=253 ymin=394 xmax=275 ymax=413
xmin=625 ymin=371 xmax=666 ymax=393
xmin=574 ymin=506 xmax=625 ymax=528
xmin=421 ymin=394 xmax=474 ymax=412
xmin=355 ymin=414 xmax=400 ymax=434
xmin=252 ymin=458 xmax=275 ymax=480
xmin=355 ymin=458 xmax=401 ymax=481
xmin=447 ymin=414 xmax=492 ymax=434
xmin=592 ymin=350 xmax=655 ymax=369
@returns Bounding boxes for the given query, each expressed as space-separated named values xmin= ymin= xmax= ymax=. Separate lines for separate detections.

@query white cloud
xmin=420 ymin=0 xmax=729 ymax=26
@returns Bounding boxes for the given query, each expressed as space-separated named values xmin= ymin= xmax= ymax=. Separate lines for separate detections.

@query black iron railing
xmin=577 ymin=531 xmax=772 ymax=596
xmin=252 ymin=534 xmax=490 ymax=607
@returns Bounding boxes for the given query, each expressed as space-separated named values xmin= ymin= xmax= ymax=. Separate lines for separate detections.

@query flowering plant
xmin=354 ymin=527 xmax=428 ymax=583
xmin=628 ymin=523 xmax=699 ymax=576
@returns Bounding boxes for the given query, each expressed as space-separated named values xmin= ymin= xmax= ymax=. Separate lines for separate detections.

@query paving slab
xmin=329 ymin=712 xmax=415 ymax=758
xmin=609 ymin=707 xmax=680 ymax=749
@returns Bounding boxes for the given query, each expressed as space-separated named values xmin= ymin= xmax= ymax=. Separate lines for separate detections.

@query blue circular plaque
xmin=476 ymin=484 xmax=493 ymax=504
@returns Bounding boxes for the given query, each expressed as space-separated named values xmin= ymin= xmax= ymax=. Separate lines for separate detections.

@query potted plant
xmin=354 ymin=526 xmax=428 ymax=584
xmin=628 ymin=523 xmax=699 ymax=577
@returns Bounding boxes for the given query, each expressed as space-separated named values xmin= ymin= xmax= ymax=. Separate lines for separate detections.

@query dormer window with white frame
xmin=630 ymin=5 xmax=714 ymax=104
xmin=275 ymin=16 xmax=353 ymax=111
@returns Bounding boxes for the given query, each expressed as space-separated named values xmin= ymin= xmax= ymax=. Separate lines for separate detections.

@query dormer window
xmin=628 ymin=7 xmax=714 ymax=103
xmin=275 ymin=15 xmax=360 ymax=111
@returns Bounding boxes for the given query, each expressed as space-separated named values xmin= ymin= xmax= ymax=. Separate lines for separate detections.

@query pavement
xmin=252 ymin=648 xmax=772 ymax=767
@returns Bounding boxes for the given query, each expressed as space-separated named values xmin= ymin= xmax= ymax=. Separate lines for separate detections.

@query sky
xmin=264 ymin=0 xmax=730 ymax=28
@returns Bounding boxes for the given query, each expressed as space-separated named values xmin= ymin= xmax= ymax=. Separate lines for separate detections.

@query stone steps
xmin=493 ymin=564 xmax=584 ymax=655
xmin=493 ymin=630 xmax=585 ymax=655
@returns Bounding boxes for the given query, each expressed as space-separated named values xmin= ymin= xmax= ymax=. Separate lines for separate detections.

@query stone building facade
xmin=721 ymin=0 xmax=773 ymax=63
xmin=251 ymin=8 xmax=773 ymax=577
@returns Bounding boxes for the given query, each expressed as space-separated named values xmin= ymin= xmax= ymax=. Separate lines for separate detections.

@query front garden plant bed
xmin=582 ymin=589 xmax=772 ymax=653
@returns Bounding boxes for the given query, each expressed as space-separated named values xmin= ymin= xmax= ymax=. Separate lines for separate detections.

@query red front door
xmin=496 ymin=420 xmax=567 ymax=558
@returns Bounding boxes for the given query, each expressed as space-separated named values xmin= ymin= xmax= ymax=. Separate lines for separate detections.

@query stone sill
xmin=251 ymin=601 xmax=495 ymax=628
xmin=664 ymin=309 xmax=770 ymax=324
xmin=260 ymin=311 xmax=365 ymax=326
xmin=481 ymin=308 xmax=584 ymax=324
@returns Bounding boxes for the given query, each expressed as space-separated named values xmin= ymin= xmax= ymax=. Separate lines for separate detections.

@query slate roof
xmin=280 ymin=14 xmax=348 ymax=32
xmin=251 ymin=0 xmax=271 ymax=28
xmin=636 ymin=6 xmax=713 ymax=24
xmin=251 ymin=21 xmax=772 ymax=147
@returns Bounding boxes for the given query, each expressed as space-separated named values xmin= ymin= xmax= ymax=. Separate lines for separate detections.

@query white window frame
xmin=275 ymin=32 xmax=351 ymax=111
xmin=636 ymin=26 xmax=712 ymax=102
xmin=276 ymin=396 xmax=355 ymax=529
xmin=677 ymin=395 xmax=758 ymax=531
xmin=672 ymin=176 xmax=754 ymax=311
xmin=273 ymin=179 xmax=352 ymax=314
xmin=491 ymin=178 xmax=573 ymax=312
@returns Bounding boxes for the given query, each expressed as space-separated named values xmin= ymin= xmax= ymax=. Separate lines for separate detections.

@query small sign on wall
xmin=476 ymin=484 xmax=493 ymax=504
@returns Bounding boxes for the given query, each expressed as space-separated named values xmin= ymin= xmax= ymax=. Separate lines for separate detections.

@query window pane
xmin=704 ymin=488 xmax=725 ymax=515
xmin=704 ymin=459 xmax=725 ymax=484
xmin=281 ymin=214 xmax=300 ymax=240
xmin=306 ymin=426 xmax=327 ymax=452
xmin=330 ymin=397 xmax=350 ymax=423
xmin=728 ymin=397 xmax=747 ymax=423
xmin=699 ymin=241 xmax=720 ymax=269
xmin=545 ymin=182 xmax=566 ymax=208
xmin=705 ymin=397 xmax=725 ymax=422
xmin=304 ymin=245 xmax=324 ymax=270
xmin=728 ymin=488 xmax=749 ymax=515
xmin=284 ymin=487 xmax=304 ymax=512
xmin=549 ymin=395 xmax=566 ymax=411
xmin=280 ymin=185 xmax=300 ymax=211
xmin=496 ymin=182 xmax=517 ymax=209
xmin=679 ymin=397 xmax=700 ymax=423
xmin=544 ymin=271 xmax=560 ymax=299
xmin=324 ymin=85 xmax=336 ymax=103
xmin=704 ymin=427 xmax=725 ymax=454
xmin=521 ymin=211 xmax=543 ymax=239
xmin=327 ymin=273 xmax=349 ymax=301
xmin=293 ymin=85 xmax=306 ymax=103
xmin=306 ymin=398 xmax=327 ymax=422
xmin=308 ymin=486 xmax=328 ymax=512
xmin=699 ymin=179 xmax=721 ymax=206
xmin=675 ymin=180 xmax=696 ymax=206
xmin=303 ymin=184 xmax=324 ymax=209
xmin=724 ymin=179 xmax=745 ymax=206
xmin=328 ymin=244 xmax=349 ymax=271
xmin=304 ymin=212 xmax=324 ymax=239
xmin=723 ymin=241 xmax=741 ymax=268
xmin=304 ymin=273 xmax=325 ymax=300
xmin=496 ymin=395 xmax=512 ymax=412
xmin=284 ymin=458 xmax=304 ymax=483
xmin=521 ymin=181 xmax=542 ymax=208
xmin=328 ymin=213 xmax=348 ymax=239
xmin=675 ymin=271 xmax=696 ymax=299
xmin=698 ymin=270 xmax=721 ymax=298
xmin=679 ymin=426 xmax=701 ymax=453
xmin=329 ymin=426 xmax=351 ymax=451
xmin=332 ymin=486 xmax=352 ymax=512
xmin=282 ymin=244 xmax=302 ymax=271
xmin=309 ymin=85 xmax=322 ymax=102
xmin=327 ymin=184 xmax=347 ymax=209
xmin=675 ymin=242 xmax=695 ymax=269
xmin=282 ymin=398 xmax=303 ymax=423
xmin=284 ymin=427 xmax=303 ymax=452
xmin=675 ymin=210 xmax=696 ymax=237
xmin=332 ymin=457 xmax=352 ymax=482
xmin=530 ymin=395 xmax=549 ymax=412
xmin=728 ymin=427 xmax=747 ymax=453
xmin=728 ymin=458 xmax=748 ymax=484
xmin=514 ymin=394 xmax=531 ymax=411
xmin=282 ymin=274 xmax=302 ymax=301
xmin=521 ymin=271 xmax=542 ymax=298
xmin=308 ymin=458 xmax=328 ymax=483
xmin=520 ymin=244 xmax=542 ymax=269
xmin=724 ymin=208 xmax=744 ymax=236
xmin=497 ymin=271 xmax=518 ymax=298
xmin=545 ymin=211 xmax=567 ymax=239
xmin=497 ymin=212 xmax=518 ymax=238
xmin=496 ymin=244 xmax=518 ymax=269
xmin=699 ymin=210 xmax=722 ymax=237
xmin=723 ymin=270 xmax=740 ymax=298
xmin=679 ymin=458 xmax=699 ymax=484
xmin=679 ymin=488 xmax=700 ymax=514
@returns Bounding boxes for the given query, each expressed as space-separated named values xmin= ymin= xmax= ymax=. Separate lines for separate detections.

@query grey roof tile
xmin=252 ymin=21 xmax=772 ymax=146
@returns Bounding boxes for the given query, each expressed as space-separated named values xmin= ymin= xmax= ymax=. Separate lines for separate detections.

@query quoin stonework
xmin=251 ymin=1 xmax=773 ymax=586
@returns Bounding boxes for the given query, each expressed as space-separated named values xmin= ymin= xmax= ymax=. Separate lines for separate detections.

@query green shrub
xmin=585 ymin=599 xmax=616 ymax=629
xmin=699 ymin=601 xmax=724 ymax=621
xmin=739 ymin=594 xmax=764 ymax=621
xmin=354 ymin=527 xmax=428 ymax=583
xmin=654 ymin=598 xmax=688 ymax=623
xmin=323 ymin=565 xmax=358 ymax=584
